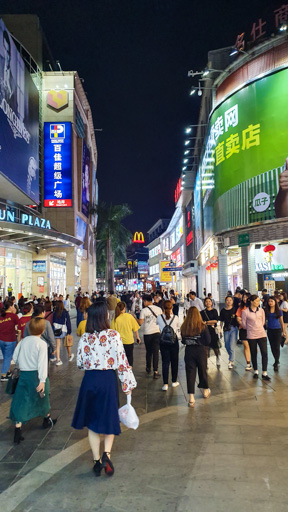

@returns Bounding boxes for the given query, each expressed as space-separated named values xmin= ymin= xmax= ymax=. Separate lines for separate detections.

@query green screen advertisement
xmin=199 ymin=67 xmax=288 ymax=241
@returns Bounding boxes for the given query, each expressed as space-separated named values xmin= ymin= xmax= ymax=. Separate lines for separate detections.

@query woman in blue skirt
xmin=10 ymin=317 xmax=56 ymax=444
xmin=72 ymin=301 xmax=137 ymax=477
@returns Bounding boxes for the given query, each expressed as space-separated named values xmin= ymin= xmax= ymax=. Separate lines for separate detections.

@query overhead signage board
xmin=198 ymin=68 xmax=288 ymax=243
xmin=33 ymin=260 xmax=46 ymax=272
xmin=160 ymin=260 xmax=172 ymax=282
xmin=162 ymin=267 xmax=182 ymax=272
xmin=0 ymin=20 xmax=40 ymax=203
xmin=238 ymin=233 xmax=250 ymax=247
xmin=44 ymin=122 xmax=72 ymax=207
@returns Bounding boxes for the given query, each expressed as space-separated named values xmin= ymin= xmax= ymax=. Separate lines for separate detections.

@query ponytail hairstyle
xmin=115 ymin=301 xmax=126 ymax=321
xmin=1 ymin=300 xmax=14 ymax=317
xmin=163 ymin=300 xmax=173 ymax=320
xmin=22 ymin=302 xmax=33 ymax=315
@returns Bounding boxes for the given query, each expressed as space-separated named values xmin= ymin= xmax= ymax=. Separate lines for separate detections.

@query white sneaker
xmin=162 ymin=384 xmax=168 ymax=391
xmin=245 ymin=363 xmax=252 ymax=371
xmin=172 ymin=381 xmax=179 ymax=388
xmin=216 ymin=357 xmax=221 ymax=367
xmin=228 ymin=362 xmax=234 ymax=369
xmin=50 ymin=357 xmax=57 ymax=362
xmin=69 ymin=354 xmax=75 ymax=362
xmin=56 ymin=360 xmax=63 ymax=366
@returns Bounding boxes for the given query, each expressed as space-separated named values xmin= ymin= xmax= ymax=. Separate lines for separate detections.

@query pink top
xmin=241 ymin=307 xmax=266 ymax=339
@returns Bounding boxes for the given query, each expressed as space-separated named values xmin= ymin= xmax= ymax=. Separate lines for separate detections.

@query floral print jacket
xmin=77 ymin=329 xmax=137 ymax=392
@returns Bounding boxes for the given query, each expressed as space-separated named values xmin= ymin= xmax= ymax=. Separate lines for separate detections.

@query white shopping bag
xmin=118 ymin=394 xmax=139 ymax=430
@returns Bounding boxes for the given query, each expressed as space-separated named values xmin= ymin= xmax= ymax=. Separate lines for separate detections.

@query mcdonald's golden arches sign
xmin=133 ymin=231 xmax=145 ymax=243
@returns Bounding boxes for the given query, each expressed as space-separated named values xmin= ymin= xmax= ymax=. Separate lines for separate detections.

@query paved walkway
xmin=1 ymin=314 xmax=288 ymax=511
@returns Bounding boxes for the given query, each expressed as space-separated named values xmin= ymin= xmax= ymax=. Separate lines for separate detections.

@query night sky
xmin=0 ymin=0 xmax=280 ymax=235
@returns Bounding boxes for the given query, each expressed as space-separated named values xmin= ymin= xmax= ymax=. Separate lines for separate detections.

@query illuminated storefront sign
xmin=197 ymin=67 xmax=288 ymax=243
xmin=175 ymin=178 xmax=182 ymax=204
xmin=133 ymin=231 xmax=145 ymax=243
xmin=186 ymin=231 xmax=193 ymax=246
xmin=256 ymin=263 xmax=284 ymax=272
xmin=44 ymin=122 xmax=72 ymax=207
xmin=0 ymin=207 xmax=51 ymax=229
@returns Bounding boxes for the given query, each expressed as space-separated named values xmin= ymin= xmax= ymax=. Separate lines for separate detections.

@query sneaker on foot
xmin=153 ymin=371 xmax=161 ymax=379
xmin=216 ymin=357 xmax=221 ymax=367
xmin=262 ymin=374 xmax=271 ymax=381
xmin=245 ymin=364 xmax=252 ymax=371
xmin=69 ymin=354 xmax=75 ymax=362
xmin=162 ymin=384 xmax=168 ymax=391
xmin=49 ymin=357 xmax=57 ymax=362
xmin=253 ymin=372 xmax=259 ymax=379
xmin=228 ymin=362 xmax=234 ymax=369
xmin=6 ymin=371 xmax=12 ymax=378
xmin=56 ymin=360 xmax=63 ymax=366
xmin=1 ymin=375 xmax=8 ymax=382
xmin=172 ymin=381 xmax=179 ymax=388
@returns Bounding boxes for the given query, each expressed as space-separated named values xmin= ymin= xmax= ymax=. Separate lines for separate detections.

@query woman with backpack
xmin=156 ymin=300 xmax=181 ymax=391
xmin=181 ymin=306 xmax=211 ymax=407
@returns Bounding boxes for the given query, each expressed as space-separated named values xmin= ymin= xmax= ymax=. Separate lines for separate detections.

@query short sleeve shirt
xmin=111 ymin=313 xmax=139 ymax=344
xmin=140 ymin=305 xmax=162 ymax=335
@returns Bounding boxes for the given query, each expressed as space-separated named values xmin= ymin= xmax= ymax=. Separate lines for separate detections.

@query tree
xmin=95 ymin=202 xmax=132 ymax=291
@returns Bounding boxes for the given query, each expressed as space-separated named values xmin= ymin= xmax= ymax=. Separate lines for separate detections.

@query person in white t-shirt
xmin=138 ymin=294 xmax=162 ymax=378
xmin=189 ymin=291 xmax=204 ymax=311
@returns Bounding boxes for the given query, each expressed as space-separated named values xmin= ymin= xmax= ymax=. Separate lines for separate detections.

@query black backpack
xmin=160 ymin=315 xmax=177 ymax=344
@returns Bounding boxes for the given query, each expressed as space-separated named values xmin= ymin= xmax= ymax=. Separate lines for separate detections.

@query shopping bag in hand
xmin=118 ymin=394 xmax=139 ymax=429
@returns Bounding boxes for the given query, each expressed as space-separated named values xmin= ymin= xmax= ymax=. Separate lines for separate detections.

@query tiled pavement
xmin=1 ymin=311 xmax=288 ymax=511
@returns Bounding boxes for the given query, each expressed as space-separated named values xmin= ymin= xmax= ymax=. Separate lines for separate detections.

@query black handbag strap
xmin=147 ymin=306 xmax=158 ymax=319
xmin=161 ymin=314 xmax=175 ymax=326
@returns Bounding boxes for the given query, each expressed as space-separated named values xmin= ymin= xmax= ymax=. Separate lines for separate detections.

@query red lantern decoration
xmin=206 ymin=265 xmax=211 ymax=271
xmin=263 ymin=245 xmax=275 ymax=253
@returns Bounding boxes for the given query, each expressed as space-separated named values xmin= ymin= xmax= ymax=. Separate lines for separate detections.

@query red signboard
xmin=174 ymin=178 xmax=182 ymax=204
xmin=186 ymin=231 xmax=193 ymax=246
xmin=44 ymin=199 xmax=72 ymax=207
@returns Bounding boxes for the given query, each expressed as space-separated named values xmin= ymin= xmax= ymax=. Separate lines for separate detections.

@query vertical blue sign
xmin=44 ymin=122 xmax=72 ymax=207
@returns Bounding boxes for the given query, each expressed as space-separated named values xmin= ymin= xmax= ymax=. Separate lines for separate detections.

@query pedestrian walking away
xmin=236 ymin=293 xmax=252 ymax=370
xmin=241 ymin=295 xmax=271 ymax=381
xmin=265 ymin=296 xmax=286 ymax=372
xmin=111 ymin=301 xmax=140 ymax=367
xmin=138 ymin=294 xmax=162 ymax=379
xmin=156 ymin=300 xmax=181 ymax=391
xmin=52 ymin=301 xmax=72 ymax=365
xmin=0 ymin=300 xmax=18 ymax=382
xmin=279 ymin=292 xmax=288 ymax=340
xmin=72 ymin=301 xmax=136 ymax=477
xmin=9 ymin=317 xmax=57 ymax=445
xmin=220 ymin=296 xmax=238 ymax=369
xmin=181 ymin=306 xmax=211 ymax=407
xmin=201 ymin=297 xmax=221 ymax=368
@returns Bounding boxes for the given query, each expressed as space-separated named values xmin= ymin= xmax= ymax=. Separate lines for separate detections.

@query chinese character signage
xmin=198 ymin=68 xmax=288 ymax=239
xmin=44 ymin=122 xmax=72 ymax=207
xmin=82 ymin=141 xmax=90 ymax=217
xmin=160 ymin=261 xmax=172 ymax=283
xmin=175 ymin=177 xmax=182 ymax=204
xmin=0 ymin=20 xmax=39 ymax=203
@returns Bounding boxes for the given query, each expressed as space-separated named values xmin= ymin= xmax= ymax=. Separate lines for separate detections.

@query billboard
xmin=0 ymin=20 xmax=39 ymax=203
xmin=160 ymin=260 xmax=172 ymax=283
xmin=76 ymin=216 xmax=87 ymax=245
xmin=44 ymin=122 xmax=72 ymax=207
xmin=82 ymin=141 xmax=90 ymax=217
xmin=200 ymin=68 xmax=288 ymax=239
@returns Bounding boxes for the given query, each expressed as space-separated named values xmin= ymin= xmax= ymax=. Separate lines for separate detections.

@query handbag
xmin=6 ymin=342 xmax=22 ymax=395
xmin=64 ymin=334 xmax=73 ymax=347
xmin=118 ymin=394 xmax=139 ymax=429
xmin=281 ymin=335 xmax=286 ymax=348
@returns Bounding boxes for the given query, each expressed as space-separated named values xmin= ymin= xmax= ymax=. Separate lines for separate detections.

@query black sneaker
xmin=6 ymin=371 xmax=12 ymax=378
xmin=146 ymin=367 xmax=151 ymax=374
xmin=102 ymin=452 xmax=114 ymax=476
xmin=273 ymin=363 xmax=279 ymax=372
xmin=42 ymin=416 xmax=57 ymax=428
xmin=253 ymin=373 xmax=259 ymax=379
xmin=153 ymin=371 xmax=161 ymax=379
xmin=93 ymin=459 xmax=103 ymax=477
xmin=1 ymin=375 xmax=8 ymax=382
xmin=262 ymin=374 xmax=271 ymax=381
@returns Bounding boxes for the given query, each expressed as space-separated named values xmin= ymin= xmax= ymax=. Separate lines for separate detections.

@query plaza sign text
xmin=0 ymin=209 xmax=51 ymax=230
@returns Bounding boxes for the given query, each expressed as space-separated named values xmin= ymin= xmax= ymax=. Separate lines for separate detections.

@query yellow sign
xmin=133 ymin=231 xmax=145 ymax=243
xmin=47 ymin=90 xmax=69 ymax=111
xmin=160 ymin=260 xmax=172 ymax=283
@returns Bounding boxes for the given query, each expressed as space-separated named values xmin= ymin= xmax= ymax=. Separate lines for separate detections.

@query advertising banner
xmin=33 ymin=260 xmax=46 ymax=272
xmin=82 ymin=141 xmax=90 ymax=218
xmin=0 ymin=20 xmax=39 ymax=203
xmin=160 ymin=260 xmax=172 ymax=283
xmin=199 ymin=68 xmax=288 ymax=239
xmin=44 ymin=122 xmax=72 ymax=207
xmin=76 ymin=216 xmax=87 ymax=246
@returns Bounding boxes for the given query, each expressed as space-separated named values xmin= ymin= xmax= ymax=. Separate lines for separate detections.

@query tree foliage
xmin=95 ymin=202 xmax=132 ymax=276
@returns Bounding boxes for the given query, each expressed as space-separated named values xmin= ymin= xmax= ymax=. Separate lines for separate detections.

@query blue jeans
xmin=76 ymin=309 xmax=83 ymax=327
xmin=0 ymin=340 xmax=16 ymax=374
xmin=224 ymin=327 xmax=238 ymax=362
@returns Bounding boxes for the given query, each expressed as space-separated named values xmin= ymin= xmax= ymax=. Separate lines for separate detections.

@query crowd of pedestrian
xmin=1 ymin=285 xmax=287 ymax=478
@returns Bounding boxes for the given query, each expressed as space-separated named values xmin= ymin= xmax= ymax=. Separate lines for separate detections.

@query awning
xmin=0 ymin=220 xmax=82 ymax=249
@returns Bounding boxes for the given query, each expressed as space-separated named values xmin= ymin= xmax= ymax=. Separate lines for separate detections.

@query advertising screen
xmin=0 ymin=20 xmax=39 ymax=203
xmin=76 ymin=216 xmax=87 ymax=246
xmin=82 ymin=141 xmax=90 ymax=218
xmin=44 ymin=122 xmax=72 ymax=207
xmin=199 ymin=68 xmax=288 ymax=239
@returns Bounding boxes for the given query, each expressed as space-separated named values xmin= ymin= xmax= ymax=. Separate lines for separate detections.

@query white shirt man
xmin=189 ymin=292 xmax=204 ymax=311
xmin=138 ymin=295 xmax=162 ymax=377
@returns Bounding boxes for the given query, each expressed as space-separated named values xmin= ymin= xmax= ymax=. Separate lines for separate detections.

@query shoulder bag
xmin=6 ymin=342 xmax=22 ymax=395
